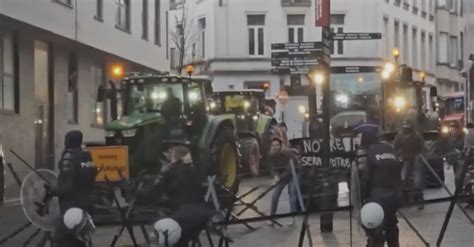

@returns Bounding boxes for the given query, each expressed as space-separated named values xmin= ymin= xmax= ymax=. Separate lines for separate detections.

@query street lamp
xmin=111 ymin=65 xmax=124 ymax=78
xmin=392 ymin=48 xmax=400 ymax=59
xmin=420 ymin=71 xmax=426 ymax=82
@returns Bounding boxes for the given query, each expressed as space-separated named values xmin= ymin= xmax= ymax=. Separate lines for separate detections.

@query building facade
xmin=435 ymin=0 xmax=467 ymax=94
xmin=0 ymin=0 xmax=170 ymax=202
xmin=170 ymin=0 xmax=437 ymax=137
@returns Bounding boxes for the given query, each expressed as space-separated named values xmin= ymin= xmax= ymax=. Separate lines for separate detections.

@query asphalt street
xmin=1 ymin=165 xmax=473 ymax=247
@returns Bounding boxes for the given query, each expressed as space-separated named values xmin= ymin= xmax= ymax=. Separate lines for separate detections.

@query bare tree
xmin=171 ymin=0 xmax=193 ymax=75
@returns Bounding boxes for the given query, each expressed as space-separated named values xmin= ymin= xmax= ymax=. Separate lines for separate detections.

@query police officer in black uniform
xmin=354 ymin=123 xmax=403 ymax=247
xmin=48 ymin=130 xmax=98 ymax=247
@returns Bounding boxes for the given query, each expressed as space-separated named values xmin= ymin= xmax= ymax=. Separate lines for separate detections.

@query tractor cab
xmin=97 ymin=74 xmax=214 ymax=176
xmin=212 ymin=90 xmax=266 ymax=134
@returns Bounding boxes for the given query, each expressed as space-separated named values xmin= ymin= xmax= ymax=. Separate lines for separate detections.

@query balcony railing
xmin=281 ymin=0 xmax=312 ymax=7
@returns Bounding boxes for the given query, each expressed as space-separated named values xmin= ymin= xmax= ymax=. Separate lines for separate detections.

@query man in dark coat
xmin=393 ymin=120 xmax=425 ymax=209
xmin=50 ymin=131 xmax=97 ymax=247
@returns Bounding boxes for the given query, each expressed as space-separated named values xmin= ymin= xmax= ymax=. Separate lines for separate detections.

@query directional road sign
xmin=331 ymin=32 xmax=382 ymax=41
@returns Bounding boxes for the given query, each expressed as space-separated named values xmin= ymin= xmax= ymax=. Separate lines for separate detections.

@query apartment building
xmin=0 ymin=0 xmax=169 ymax=202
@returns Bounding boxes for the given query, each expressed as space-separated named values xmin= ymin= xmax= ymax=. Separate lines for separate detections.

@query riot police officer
xmin=354 ymin=123 xmax=403 ymax=247
xmin=48 ymin=130 xmax=98 ymax=247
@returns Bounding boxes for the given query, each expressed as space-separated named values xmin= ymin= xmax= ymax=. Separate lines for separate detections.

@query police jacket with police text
xmin=357 ymin=142 xmax=402 ymax=199
xmin=52 ymin=148 xmax=97 ymax=214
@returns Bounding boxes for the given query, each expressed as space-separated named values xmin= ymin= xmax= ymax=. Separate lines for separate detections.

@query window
xmin=330 ymin=14 xmax=345 ymax=55
xmin=449 ymin=36 xmax=458 ymax=67
xmin=429 ymin=34 xmax=434 ymax=71
xmin=438 ymin=33 xmax=448 ymax=63
xmin=412 ymin=28 xmax=418 ymax=68
xmin=438 ymin=0 xmax=447 ymax=7
xmin=92 ymin=64 xmax=106 ymax=126
xmin=155 ymin=0 xmax=161 ymax=45
xmin=170 ymin=47 xmax=176 ymax=69
xmin=116 ymin=0 xmax=130 ymax=32
xmin=460 ymin=32 xmax=464 ymax=66
xmin=394 ymin=21 xmax=400 ymax=49
xmin=447 ymin=0 xmax=454 ymax=10
xmin=166 ymin=11 xmax=169 ymax=59
xmin=142 ymin=0 xmax=148 ymax=39
xmin=198 ymin=18 xmax=206 ymax=58
xmin=0 ymin=32 xmax=17 ymax=112
xmin=95 ymin=0 xmax=103 ymax=21
xmin=421 ymin=31 xmax=426 ymax=70
xmin=247 ymin=15 xmax=265 ymax=56
xmin=384 ymin=17 xmax=390 ymax=57
xmin=287 ymin=15 xmax=305 ymax=43
xmin=403 ymin=24 xmax=408 ymax=64
xmin=67 ymin=53 xmax=78 ymax=124
xmin=53 ymin=0 xmax=73 ymax=7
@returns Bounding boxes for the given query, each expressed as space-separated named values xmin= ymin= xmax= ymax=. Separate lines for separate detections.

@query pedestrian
xmin=354 ymin=121 xmax=403 ymax=247
xmin=268 ymin=137 xmax=301 ymax=226
xmin=393 ymin=120 xmax=425 ymax=209
xmin=48 ymin=130 xmax=98 ymax=247
xmin=449 ymin=122 xmax=465 ymax=185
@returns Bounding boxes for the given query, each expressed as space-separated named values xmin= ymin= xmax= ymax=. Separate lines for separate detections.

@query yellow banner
xmin=89 ymin=146 xmax=129 ymax=182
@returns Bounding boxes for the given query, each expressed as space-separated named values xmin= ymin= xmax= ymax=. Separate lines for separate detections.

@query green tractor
xmin=211 ymin=90 xmax=282 ymax=176
xmin=96 ymin=73 xmax=240 ymax=195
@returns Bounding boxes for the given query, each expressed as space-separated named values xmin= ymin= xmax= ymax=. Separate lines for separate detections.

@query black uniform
xmin=51 ymin=131 xmax=97 ymax=247
xmin=136 ymin=159 xmax=204 ymax=208
xmin=357 ymin=139 xmax=403 ymax=247
xmin=169 ymin=204 xmax=216 ymax=247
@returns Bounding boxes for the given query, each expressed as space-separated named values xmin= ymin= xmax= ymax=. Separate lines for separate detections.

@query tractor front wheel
xmin=212 ymin=127 xmax=240 ymax=190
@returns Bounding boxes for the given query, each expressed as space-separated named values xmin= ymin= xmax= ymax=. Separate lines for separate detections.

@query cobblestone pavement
xmin=1 ymin=166 xmax=473 ymax=246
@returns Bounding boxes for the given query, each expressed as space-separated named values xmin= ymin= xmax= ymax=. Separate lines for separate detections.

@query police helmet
xmin=63 ymin=208 xmax=95 ymax=242
xmin=360 ymin=202 xmax=385 ymax=229
xmin=153 ymin=218 xmax=182 ymax=246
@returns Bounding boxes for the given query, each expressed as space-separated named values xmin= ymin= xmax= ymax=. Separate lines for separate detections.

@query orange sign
xmin=89 ymin=146 xmax=129 ymax=182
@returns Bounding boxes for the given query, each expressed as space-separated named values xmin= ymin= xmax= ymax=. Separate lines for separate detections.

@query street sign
xmin=331 ymin=32 xmax=382 ymax=41
xmin=89 ymin=146 xmax=129 ymax=182
xmin=271 ymin=41 xmax=330 ymax=75
xmin=271 ymin=42 xmax=329 ymax=51
xmin=272 ymin=50 xmax=326 ymax=59
xmin=272 ymin=59 xmax=321 ymax=67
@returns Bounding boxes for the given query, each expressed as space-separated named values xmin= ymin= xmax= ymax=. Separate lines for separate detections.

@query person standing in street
xmin=48 ymin=130 xmax=98 ymax=247
xmin=268 ymin=137 xmax=300 ymax=226
xmin=449 ymin=122 xmax=465 ymax=186
xmin=354 ymin=122 xmax=403 ymax=247
xmin=393 ymin=120 xmax=425 ymax=209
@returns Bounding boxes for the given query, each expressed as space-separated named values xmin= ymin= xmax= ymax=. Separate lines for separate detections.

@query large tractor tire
xmin=212 ymin=126 xmax=240 ymax=190
xmin=240 ymin=138 xmax=261 ymax=177
xmin=211 ymin=126 xmax=240 ymax=209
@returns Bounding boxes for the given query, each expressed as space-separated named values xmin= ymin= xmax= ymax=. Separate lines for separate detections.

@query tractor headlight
xmin=441 ymin=126 xmax=450 ymax=134
xmin=122 ymin=129 xmax=137 ymax=138
xmin=393 ymin=96 xmax=406 ymax=112
xmin=252 ymin=115 xmax=258 ymax=121
xmin=105 ymin=131 xmax=115 ymax=138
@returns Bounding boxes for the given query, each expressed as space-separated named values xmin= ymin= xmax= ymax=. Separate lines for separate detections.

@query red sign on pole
xmin=315 ymin=0 xmax=330 ymax=27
